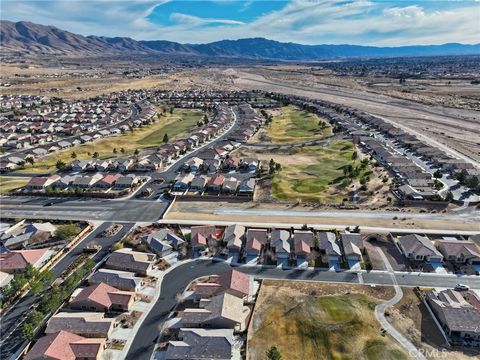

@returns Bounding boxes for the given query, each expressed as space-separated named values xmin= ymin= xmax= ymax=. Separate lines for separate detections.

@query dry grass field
xmin=16 ymin=108 xmax=204 ymax=174
xmin=265 ymin=105 xmax=332 ymax=144
xmin=0 ymin=176 xmax=30 ymax=194
xmin=236 ymin=140 xmax=373 ymax=203
xmin=247 ymin=280 xmax=409 ymax=360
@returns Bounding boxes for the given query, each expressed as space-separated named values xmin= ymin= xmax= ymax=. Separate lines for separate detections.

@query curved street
xmin=125 ymin=259 xmax=480 ymax=360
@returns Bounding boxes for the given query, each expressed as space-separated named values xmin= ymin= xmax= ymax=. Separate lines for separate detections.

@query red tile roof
xmin=70 ymin=283 xmax=133 ymax=309
xmin=24 ymin=330 xmax=104 ymax=360
xmin=0 ymin=249 xmax=49 ymax=272
xmin=217 ymin=269 xmax=250 ymax=297
xmin=208 ymin=175 xmax=225 ymax=186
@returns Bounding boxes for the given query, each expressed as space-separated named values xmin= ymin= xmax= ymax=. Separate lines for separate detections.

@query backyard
xmin=247 ymin=280 xmax=409 ymax=360
xmin=16 ymin=108 xmax=205 ymax=174
xmin=266 ymin=105 xmax=332 ymax=144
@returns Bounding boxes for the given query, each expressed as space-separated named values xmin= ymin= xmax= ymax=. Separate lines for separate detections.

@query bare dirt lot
xmin=247 ymin=280 xmax=407 ymax=360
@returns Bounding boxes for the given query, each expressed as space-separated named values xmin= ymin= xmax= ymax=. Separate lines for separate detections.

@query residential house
xmin=46 ymin=312 xmax=116 ymax=338
xmin=189 ymin=175 xmax=208 ymax=193
xmin=271 ymin=229 xmax=291 ymax=263
xmin=71 ymin=160 xmax=89 ymax=172
xmin=239 ymin=158 xmax=259 ymax=173
xmin=426 ymin=289 xmax=480 ymax=347
xmin=69 ymin=283 xmax=134 ymax=312
xmin=194 ymin=269 xmax=250 ymax=300
xmin=95 ymin=173 xmax=121 ymax=189
xmin=164 ymin=328 xmax=233 ymax=360
xmin=206 ymin=174 xmax=225 ymax=193
xmin=25 ymin=175 xmax=61 ymax=190
xmin=238 ymin=178 xmax=256 ymax=196
xmin=117 ymin=158 xmax=134 ymax=173
xmin=183 ymin=157 xmax=203 ymax=173
xmin=173 ymin=173 xmax=195 ymax=192
xmin=141 ymin=228 xmax=185 ymax=257
xmin=223 ymin=224 xmax=245 ymax=253
xmin=89 ymin=269 xmax=144 ymax=292
xmin=0 ymin=249 xmax=50 ymax=273
xmin=222 ymin=157 xmax=240 ymax=172
xmin=318 ymin=232 xmax=342 ymax=267
xmin=24 ymin=330 xmax=105 ymax=360
xmin=72 ymin=173 xmax=103 ymax=189
xmin=437 ymin=240 xmax=480 ymax=266
xmin=182 ymin=292 xmax=248 ymax=330
xmin=340 ymin=233 xmax=364 ymax=265
xmin=190 ymin=225 xmax=218 ymax=251
xmin=222 ymin=177 xmax=239 ymax=194
xmin=397 ymin=234 xmax=444 ymax=263
xmin=114 ymin=175 xmax=138 ymax=190
xmin=105 ymin=248 xmax=156 ymax=276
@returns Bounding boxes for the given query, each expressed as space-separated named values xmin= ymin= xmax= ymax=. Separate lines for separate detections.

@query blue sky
xmin=2 ymin=1 xmax=480 ymax=45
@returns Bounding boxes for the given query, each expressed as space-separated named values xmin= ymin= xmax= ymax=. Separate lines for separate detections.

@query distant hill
xmin=2 ymin=20 xmax=479 ymax=60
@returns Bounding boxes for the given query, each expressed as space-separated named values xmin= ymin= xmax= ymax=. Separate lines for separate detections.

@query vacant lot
xmin=248 ymin=280 xmax=409 ymax=360
xmin=270 ymin=140 xmax=371 ymax=203
xmin=0 ymin=176 xmax=30 ymax=194
xmin=266 ymin=105 xmax=331 ymax=144
xmin=16 ymin=109 xmax=204 ymax=174
xmin=387 ymin=288 xmax=479 ymax=360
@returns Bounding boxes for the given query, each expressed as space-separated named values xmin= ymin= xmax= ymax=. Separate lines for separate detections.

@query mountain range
xmin=2 ymin=20 xmax=479 ymax=60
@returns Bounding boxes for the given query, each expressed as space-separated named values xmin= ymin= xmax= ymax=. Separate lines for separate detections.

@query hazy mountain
xmin=2 ymin=20 xmax=479 ymax=60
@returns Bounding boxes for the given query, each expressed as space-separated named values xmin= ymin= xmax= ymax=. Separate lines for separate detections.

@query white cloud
xmin=169 ymin=13 xmax=245 ymax=26
xmin=2 ymin=0 xmax=479 ymax=46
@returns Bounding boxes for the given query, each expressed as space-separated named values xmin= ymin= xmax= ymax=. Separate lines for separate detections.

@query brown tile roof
xmin=70 ymin=283 xmax=133 ymax=309
xmin=24 ymin=330 xmax=104 ymax=360
xmin=0 ymin=249 xmax=49 ymax=272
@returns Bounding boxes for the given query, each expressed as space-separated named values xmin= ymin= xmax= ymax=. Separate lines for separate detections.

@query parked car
xmin=455 ymin=283 xmax=470 ymax=291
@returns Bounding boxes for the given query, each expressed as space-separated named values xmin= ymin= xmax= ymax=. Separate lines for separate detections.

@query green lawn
xmin=271 ymin=140 xmax=371 ymax=203
xmin=267 ymin=105 xmax=332 ymax=144
xmin=137 ymin=109 xmax=204 ymax=145
xmin=16 ymin=109 xmax=205 ymax=174
xmin=0 ymin=176 xmax=30 ymax=194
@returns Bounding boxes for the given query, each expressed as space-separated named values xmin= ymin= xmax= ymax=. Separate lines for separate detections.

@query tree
xmin=55 ymin=224 xmax=81 ymax=240
xmin=92 ymin=152 xmax=99 ymax=159
xmin=134 ymin=149 xmax=139 ymax=156
xmin=17 ymin=161 xmax=26 ymax=169
xmin=433 ymin=170 xmax=443 ymax=179
xmin=169 ymin=107 xmax=174 ymax=114
xmin=351 ymin=151 xmax=358 ymax=161
xmin=445 ymin=191 xmax=454 ymax=202
xmin=203 ymin=115 xmax=209 ymax=124
xmin=163 ymin=133 xmax=169 ymax=144
xmin=120 ymin=148 xmax=125 ymax=154
xmin=26 ymin=157 xmax=34 ymax=166
xmin=56 ymin=160 xmax=66 ymax=172
xmin=113 ymin=148 xmax=117 ymax=154
xmin=71 ymin=151 xmax=77 ymax=159
xmin=266 ymin=346 xmax=282 ymax=360
xmin=467 ymin=176 xmax=479 ymax=190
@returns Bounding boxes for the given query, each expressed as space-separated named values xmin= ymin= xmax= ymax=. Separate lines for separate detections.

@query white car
xmin=455 ymin=284 xmax=469 ymax=291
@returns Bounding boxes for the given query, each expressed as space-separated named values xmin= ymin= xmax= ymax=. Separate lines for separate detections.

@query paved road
xmin=125 ymin=259 xmax=480 ymax=360
xmin=0 ymin=222 xmax=134 ymax=359
xmin=138 ymin=107 xmax=242 ymax=198
xmin=0 ymin=196 xmax=169 ymax=222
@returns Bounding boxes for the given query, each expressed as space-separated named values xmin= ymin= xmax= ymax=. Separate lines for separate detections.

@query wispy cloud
xmin=2 ymin=0 xmax=479 ymax=45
